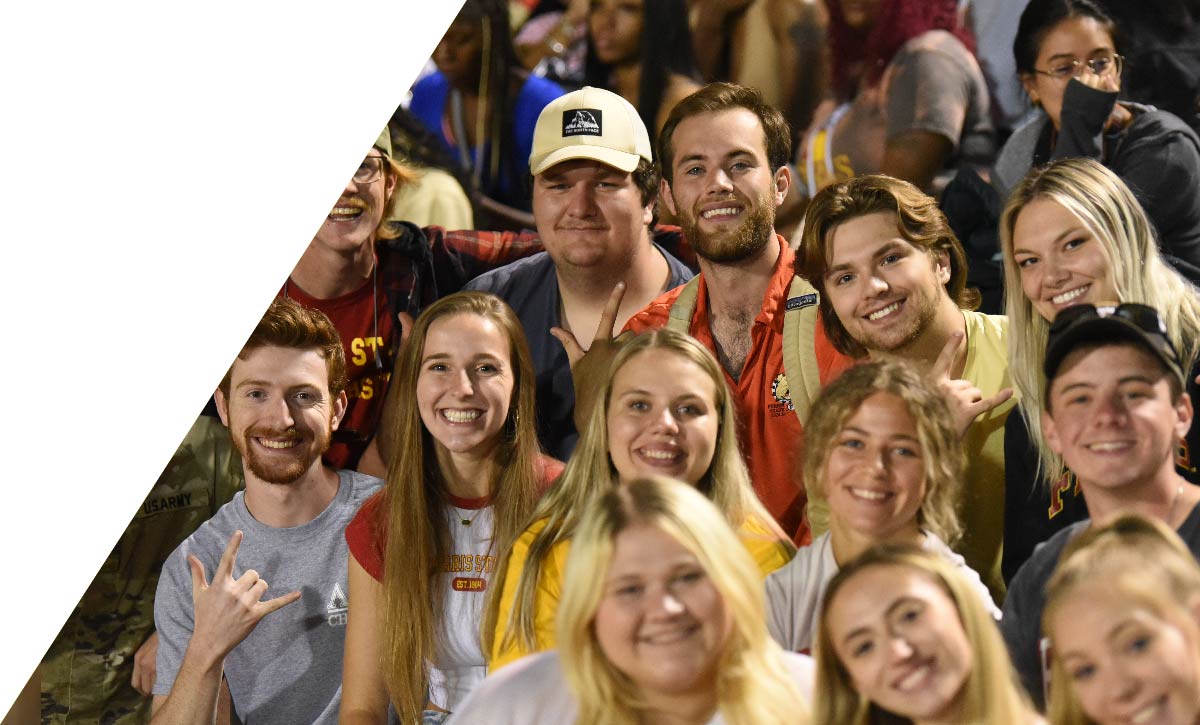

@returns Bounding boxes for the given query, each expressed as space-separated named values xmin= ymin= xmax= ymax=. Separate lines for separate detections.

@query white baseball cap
xmin=528 ymin=86 xmax=653 ymax=176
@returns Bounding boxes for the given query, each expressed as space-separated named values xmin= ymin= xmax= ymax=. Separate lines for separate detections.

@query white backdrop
xmin=0 ymin=0 xmax=465 ymax=710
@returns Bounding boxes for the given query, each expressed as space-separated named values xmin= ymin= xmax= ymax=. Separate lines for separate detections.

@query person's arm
xmin=1106 ymin=118 xmax=1200 ymax=283
xmin=131 ymin=630 xmax=159 ymax=696
xmin=882 ymin=42 xmax=979 ymax=191
xmin=423 ymin=225 xmax=544 ymax=295
xmin=767 ymin=0 xmax=829 ymax=134
xmin=338 ymin=556 xmax=391 ymax=724
xmin=151 ymin=532 xmax=300 ymax=725
xmin=689 ymin=0 xmax=754 ymax=81
xmin=999 ymin=568 xmax=1047 ymax=708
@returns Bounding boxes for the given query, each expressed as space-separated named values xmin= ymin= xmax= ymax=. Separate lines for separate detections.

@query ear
xmin=1041 ymin=408 xmax=1063 ymax=455
xmin=331 ymin=390 xmax=349 ymax=431
xmin=1175 ymin=391 xmax=1194 ymax=441
xmin=384 ymin=164 xmax=398 ymax=200
xmin=933 ymin=248 xmax=952 ymax=286
xmin=1020 ymin=74 xmax=1040 ymax=106
xmin=660 ymin=177 xmax=678 ymax=217
xmin=642 ymin=198 xmax=654 ymax=228
xmin=772 ymin=164 xmax=792 ymax=208
xmin=214 ymin=388 xmax=231 ymax=428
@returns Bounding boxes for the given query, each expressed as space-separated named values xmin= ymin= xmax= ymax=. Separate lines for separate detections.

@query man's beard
xmin=237 ymin=422 xmax=332 ymax=485
xmin=680 ymin=190 xmax=776 ymax=264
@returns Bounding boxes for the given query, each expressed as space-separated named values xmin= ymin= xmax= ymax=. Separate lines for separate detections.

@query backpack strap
xmin=780 ymin=275 xmax=823 ymax=425
xmin=666 ymin=276 xmax=702 ymax=333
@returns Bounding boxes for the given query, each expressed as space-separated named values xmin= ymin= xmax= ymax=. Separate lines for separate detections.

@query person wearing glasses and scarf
xmin=993 ymin=0 xmax=1200 ymax=284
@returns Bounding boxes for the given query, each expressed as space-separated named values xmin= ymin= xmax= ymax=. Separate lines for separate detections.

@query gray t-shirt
xmin=152 ymin=470 xmax=383 ymax=724
xmin=764 ymin=530 xmax=998 ymax=654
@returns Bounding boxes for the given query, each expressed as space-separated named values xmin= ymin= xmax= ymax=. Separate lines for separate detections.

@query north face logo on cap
xmin=563 ymin=109 xmax=603 ymax=137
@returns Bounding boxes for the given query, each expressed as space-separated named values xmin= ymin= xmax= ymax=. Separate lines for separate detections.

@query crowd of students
xmin=24 ymin=0 xmax=1200 ymax=724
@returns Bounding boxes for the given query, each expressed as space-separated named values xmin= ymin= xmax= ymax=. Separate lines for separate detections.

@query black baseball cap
xmin=1044 ymin=303 xmax=1186 ymax=401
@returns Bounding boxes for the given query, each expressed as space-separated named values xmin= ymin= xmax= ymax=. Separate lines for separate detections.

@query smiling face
xmin=589 ymin=0 xmax=643 ymax=66
xmin=416 ymin=313 xmax=515 ymax=462
xmin=606 ymin=348 xmax=720 ymax=486
xmin=823 ymin=211 xmax=951 ymax=355
xmin=827 ymin=564 xmax=973 ymax=722
xmin=1051 ymin=581 xmax=1200 ymax=725
xmin=1021 ymin=15 xmax=1120 ymax=130
xmin=593 ymin=522 xmax=732 ymax=701
xmin=662 ymin=108 xmax=789 ymax=264
xmin=1043 ymin=344 xmax=1191 ymax=499
xmin=312 ymin=148 xmax=395 ymax=257
xmin=824 ymin=392 xmax=926 ymax=543
xmin=533 ymin=159 xmax=653 ymax=274
xmin=217 ymin=345 xmax=346 ymax=486
xmin=1011 ymin=197 xmax=1119 ymax=321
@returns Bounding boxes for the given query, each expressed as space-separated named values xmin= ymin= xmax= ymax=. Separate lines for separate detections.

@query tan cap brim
xmin=530 ymin=143 xmax=642 ymax=176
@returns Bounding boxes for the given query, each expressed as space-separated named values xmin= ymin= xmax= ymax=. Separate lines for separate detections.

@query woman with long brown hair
xmin=338 ymin=291 xmax=561 ymax=723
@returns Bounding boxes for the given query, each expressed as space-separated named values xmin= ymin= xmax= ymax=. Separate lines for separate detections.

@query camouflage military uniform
xmin=41 ymin=415 xmax=243 ymax=724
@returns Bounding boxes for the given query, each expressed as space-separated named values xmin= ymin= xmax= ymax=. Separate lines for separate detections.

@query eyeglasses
xmin=352 ymin=156 xmax=386 ymax=184
xmin=1033 ymin=54 xmax=1123 ymax=82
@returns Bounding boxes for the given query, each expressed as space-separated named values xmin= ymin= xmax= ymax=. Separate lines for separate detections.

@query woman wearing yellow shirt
xmin=483 ymin=328 xmax=794 ymax=669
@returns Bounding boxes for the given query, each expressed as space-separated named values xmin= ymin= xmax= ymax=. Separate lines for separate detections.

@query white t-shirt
xmin=429 ymin=504 xmax=497 ymax=710
xmin=764 ymin=530 xmax=1000 ymax=653
xmin=447 ymin=650 xmax=815 ymax=724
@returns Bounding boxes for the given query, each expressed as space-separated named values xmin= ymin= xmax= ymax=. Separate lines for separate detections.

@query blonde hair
xmin=1000 ymin=157 xmax=1200 ymax=480
xmin=557 ymin=476 xmax=810 ymax=725
xmin=803 ymin=360 xmax=964 ymax=546
xmin=813 ymin=544 xmax=1035 ymax=724
xmin=377 ymin=291 xmax=543 ymax=722
xmin=1044 ymin=514 xmax=1200 ymax=725
xmin=484 ymin=328 xmax=788 ymax=657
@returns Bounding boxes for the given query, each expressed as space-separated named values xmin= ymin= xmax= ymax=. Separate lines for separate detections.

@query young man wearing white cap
xmin=466 ymin=86 xmax=693 ymax=460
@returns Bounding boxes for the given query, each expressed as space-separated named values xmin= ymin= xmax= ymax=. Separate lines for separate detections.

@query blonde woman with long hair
xmin=999 ymin=156 xmax=1200 ymax=582
xmin=766 ymin=361 xmax=997 ymax=655
xmin=485 ymin=328 xmax=793 ymax=669
xmin=1044 ymin=514 xmax=1200 ymax=725
xmin=814 ymin=544 xmax=1041 ymax=725
xmin=339 ymin=292 xmax=562 ymax=724
xmin=452 ymin=476 xmax=813 ymax=724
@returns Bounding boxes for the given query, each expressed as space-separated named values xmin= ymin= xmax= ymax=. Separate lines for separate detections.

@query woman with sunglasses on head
xmin=998 ymin=156 xmax=1200 ymax=581
xmin=765 ymin=360 xmax=997 ymax=656
xmin=1043 ymin=514 xmax=1200 ymax=725
xmin=338 ymin=292 xmax=563 ymax=724
xmin=485 ymin=328 xmax=794 ymax=671
xmin=813 ymin=544 xmax=1042 ymax=725
xmin=453 ymin=476 xmax=814 ymax=725
xmin=993 ymin=0 xmax=1200 ymax=283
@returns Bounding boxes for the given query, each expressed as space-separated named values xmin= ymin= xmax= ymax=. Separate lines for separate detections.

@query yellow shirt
xmin=958 ymin=310 xmax=1016 ymax=600
xmin=488 ymin=515 xmax=792 ymax=671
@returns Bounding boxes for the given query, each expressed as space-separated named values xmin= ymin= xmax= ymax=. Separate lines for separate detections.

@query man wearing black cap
xmin=1001 ymin=303 xmax=1200 ymax=707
